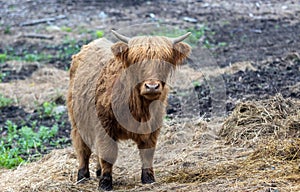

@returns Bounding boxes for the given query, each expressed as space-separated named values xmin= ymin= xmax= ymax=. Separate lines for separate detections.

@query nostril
xmin=145 ymin=83 xmax=160 ymax=90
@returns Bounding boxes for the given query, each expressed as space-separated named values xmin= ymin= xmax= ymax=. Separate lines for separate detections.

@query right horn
xmin=172 ymin=32 xmax=191 ymax=44
xmin=111 ymin=30 xmax=131 ymax=43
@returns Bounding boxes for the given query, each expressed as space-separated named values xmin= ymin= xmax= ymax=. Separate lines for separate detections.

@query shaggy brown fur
xmin=67 ymin=34 xmax=191 ymax=190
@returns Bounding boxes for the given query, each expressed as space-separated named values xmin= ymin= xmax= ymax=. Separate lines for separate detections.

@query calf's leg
xmin=140 ymin=148 xmax=155 ymax=184
xmin=97 ymin=140 xmax=118 ymax=191
xmin=71 ymin=128 xmax=92 ymax=182
xmin=138 ymin=138 xmax=157 ymax=184
xmin=99 ymin=159 xmax=113 ymax=191
xmin=96 ymin=156 xmax=101 ymax=178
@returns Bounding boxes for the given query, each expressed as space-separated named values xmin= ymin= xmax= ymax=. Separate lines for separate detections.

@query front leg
xmin=99 ymin=159 xmax=113 ymax=191
xmin=138 ymin=136 xmax=157 ymax=184
xmin=141 ymin=160 xmax=155 ymax=184
xmin=96 ymin=137 xmax=118 ymax=191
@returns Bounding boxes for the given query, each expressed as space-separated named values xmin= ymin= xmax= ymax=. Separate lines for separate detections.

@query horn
xmin=172 ymin=32 xmax=191 ymax=44
xmin=111 ymin=30 xmax=130 ymax=43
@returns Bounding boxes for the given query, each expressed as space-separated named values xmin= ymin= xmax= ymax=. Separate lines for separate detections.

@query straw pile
xmin=159 ymin=94 xmax=300 ymax=191
xmin=219 ymin=94 xmax=300 ymax=146
xmin=0 ymin=148 xmax=97 ymax=192
xmin=158 ymin=94 xmax=300 ymax=191
xmin=0 ymin=147 xmax=139 ymax=192
xmin=0 ymin=94 xmax=299 ymax=191
xmin=161 ymin=138 xmax=300 ymax=191
xmin=162 ymin=96 xmax=300 ymax=190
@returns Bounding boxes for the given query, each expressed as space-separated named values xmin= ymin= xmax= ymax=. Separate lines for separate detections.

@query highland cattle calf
xmin=67 ymin=30 xmax=191 ymax=190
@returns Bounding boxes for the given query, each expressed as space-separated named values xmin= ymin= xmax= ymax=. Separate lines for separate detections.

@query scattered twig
xmin=21 ymin=33 xmax=54 ymax=40
xmin=20 ymin=15 xmax=66 ymax=26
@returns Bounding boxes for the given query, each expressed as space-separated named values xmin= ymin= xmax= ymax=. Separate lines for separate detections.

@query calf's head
xmin=111 ymin=30 xmax=191 ymax=100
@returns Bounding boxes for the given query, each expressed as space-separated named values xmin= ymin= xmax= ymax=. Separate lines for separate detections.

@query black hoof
xmin=96 ymin=168 xmax=102 ymax=178
xmin=141 ymin=168 xmax=155 ymax=184
xmin=99 ymin=173 xmax=113 ymax=191
xmin=77 ymin=168 xmax=90 ymax=182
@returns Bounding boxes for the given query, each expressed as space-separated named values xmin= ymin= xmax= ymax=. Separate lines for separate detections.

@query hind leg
xmin=71 ymin=128 xmax=92 ymax=182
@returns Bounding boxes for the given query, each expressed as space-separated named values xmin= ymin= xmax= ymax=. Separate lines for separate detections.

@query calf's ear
xmin=111 ymin=42 xmax=129 ymax=64
xmin=173 ymin=42 xmax=191 ymax=65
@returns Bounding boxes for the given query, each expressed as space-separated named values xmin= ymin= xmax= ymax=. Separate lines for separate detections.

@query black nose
xmin=145 ymin=83 xmax=160 ymax=90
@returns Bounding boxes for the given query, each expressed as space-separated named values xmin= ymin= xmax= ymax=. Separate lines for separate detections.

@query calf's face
xmin=140 ymin=78 xmax=163 ymax=100
xmin=111 ymin=36 xmax=191 ymax=101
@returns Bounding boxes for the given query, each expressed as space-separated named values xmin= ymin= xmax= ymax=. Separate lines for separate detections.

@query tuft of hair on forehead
xmin=127 ymin=36 xmax=174 ymax=63
xmin=111 ymin=35 xmax=191 ymax=68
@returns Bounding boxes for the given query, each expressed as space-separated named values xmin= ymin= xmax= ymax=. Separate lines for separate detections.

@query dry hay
xmin=220 ymin=94 xmax=300 ymax=146
xmin=206 ymin=94 xmax=300 ymax=191
xmin=161 ymin=137 xmax=300 ymax=191
xmin=0 ymin=117 xmax=299 ymax=191
xmin=1 ymin=139 xmax=298 ymax=192
xmin=0 ymin=148 xmax=88 ymax=192
xmin=1 ymin=97 xmax=299 ymax=191
xmin=0 ymin=147 xmax=141 ymax=192
xmin=0 ymin=118 xmax=220 ymax=192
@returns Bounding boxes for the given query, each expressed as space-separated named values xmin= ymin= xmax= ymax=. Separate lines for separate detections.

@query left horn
xmin=111 ymin=30 xmax=130 ymax=43
xmin=172 ymin=32 xmax=191 ymax=44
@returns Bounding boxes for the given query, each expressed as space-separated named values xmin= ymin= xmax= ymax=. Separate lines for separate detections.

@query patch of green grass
xmin=0 ymin=94 xmax=13 ymax=108
xmin=22 ymin=52 xmax=53 ymax=62
xmin=38 ymin=101 xmax=62 ymax=119
xmin=0 ymin=99 xmax=68 ymax=169
xmin=187 ymin=26 xmax=207 ymax=40
xmin=53 ymin=36 xmax=89 ymax=67
xmin=187 ymin=26 xmax=215 ymax=48
xmin=4 ymin=26 xmax=11 ymax=34
xmin=37 ymin=101 xmax=65 ymax=123
xmin=63 ymin=42 xmax=80 ymax=57
xmin=0 ymin=120 xmax=59 ymax=168
xmin=61 ymin=26 xmax=72 ymax=32
xmin=164 ymin=115 xmax=171 ymax=121
xmin=0 ymin=53 xmax=7 ymax=63
xmin=192 ymin=80 xmax=201 ymax=87
xmin=0 ymin=49 xmax=52 ymax=64
xmin=95 ymin=30 xmax=104 ymax=38
xmin=24 ymin=53 xmax=41 ymax=62
xmin=56 ymin=37 xmax=81 ymax=63
xmin=217 ymin=42 xmax=227 ymax=47
xmin=1 ymin=34 xmax=90 ymax=70
xmin=42 ymin=101 xmax=56 ymax=117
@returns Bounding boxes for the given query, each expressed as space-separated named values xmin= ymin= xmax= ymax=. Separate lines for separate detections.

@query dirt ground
xmin=0 ymin=0 xmax=300 ymax=191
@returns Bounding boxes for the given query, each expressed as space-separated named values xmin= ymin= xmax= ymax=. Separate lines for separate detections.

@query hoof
xmin=96 ymin=168 xmax=102 ymax=178
xmin=99 ymin=173 xmax=113 ymax=191
xmin=141 ymin=168 xmax=155 ymax=184
xmin=77 ymin=168 xmax=90 ymax=182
